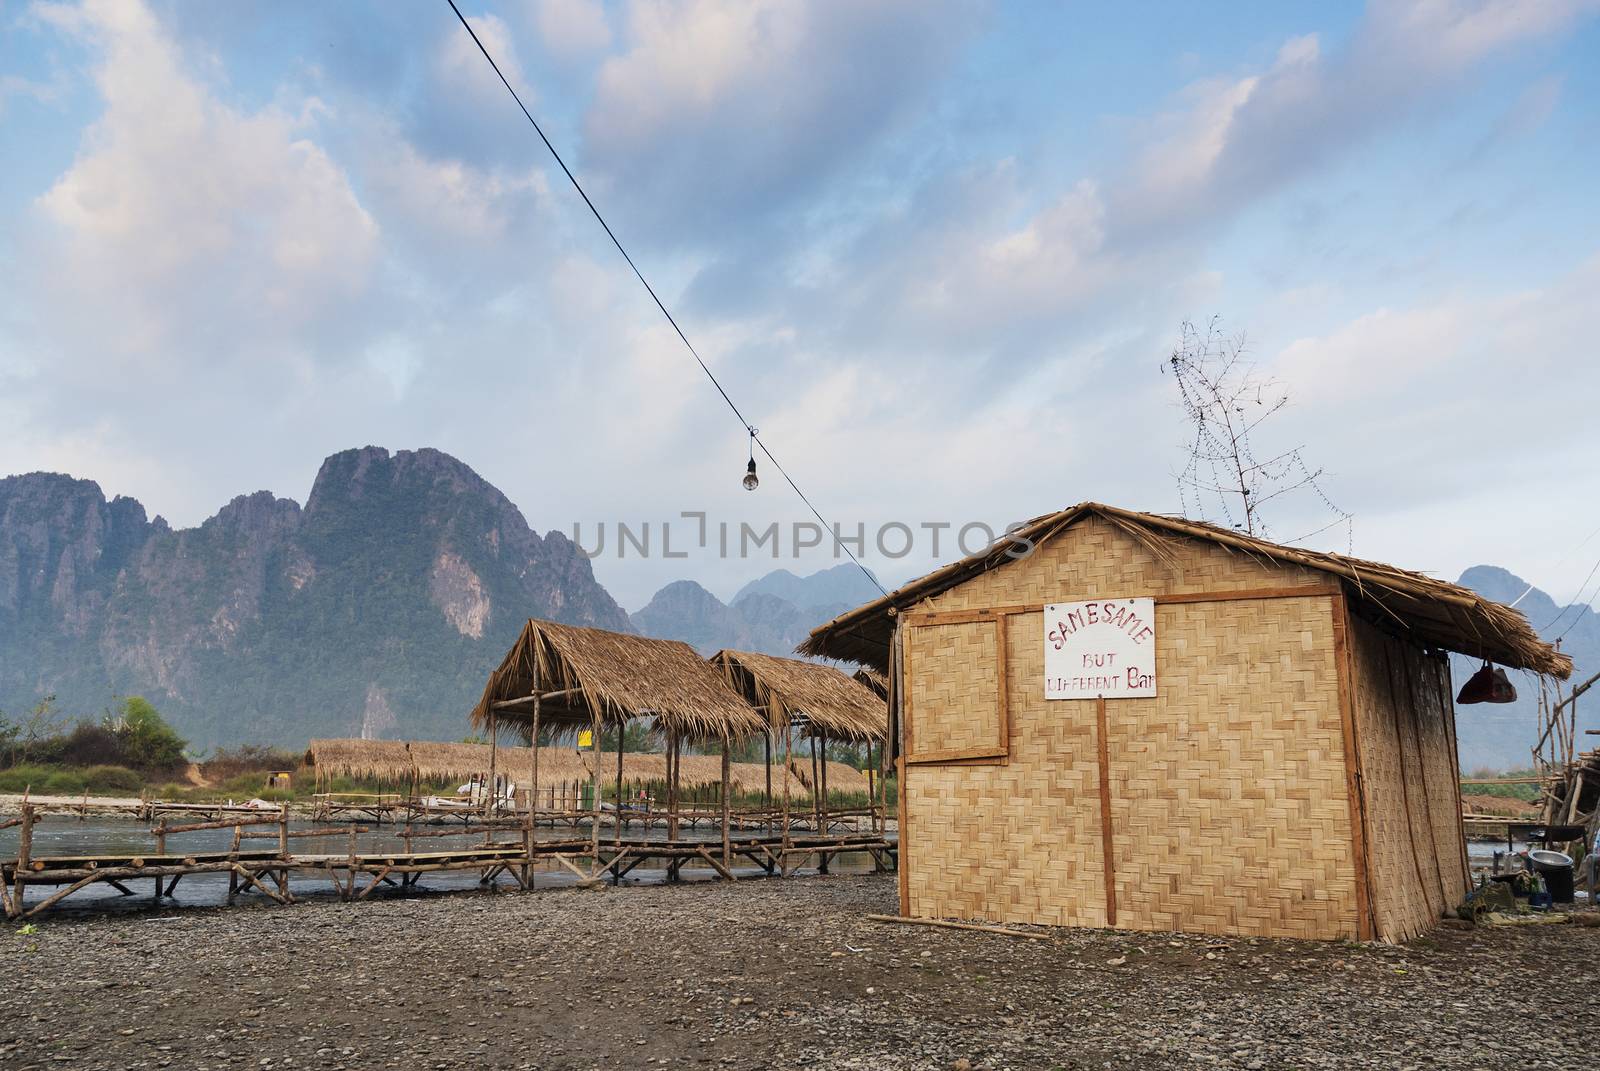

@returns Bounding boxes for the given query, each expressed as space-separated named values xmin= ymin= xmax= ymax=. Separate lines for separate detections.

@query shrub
xmin=80 ymin=764 xmax=143 ymax=794
xmin=0 ymin=764 xmax=62 ymax=793
xmin=115 ymin=697 xmax=188 ymax=771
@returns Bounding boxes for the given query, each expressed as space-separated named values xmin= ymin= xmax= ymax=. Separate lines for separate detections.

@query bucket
xmin=1529 ymin=849 xmax=1576 ymax=904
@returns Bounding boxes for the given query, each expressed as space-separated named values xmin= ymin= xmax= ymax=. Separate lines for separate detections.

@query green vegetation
xmin=1461 ymin=767 xmax=1543 ymax=803
xmin=0 ymin=763 xmax=143 ymax=795
xmin=0 ymin=695 xmax=189 ymax=781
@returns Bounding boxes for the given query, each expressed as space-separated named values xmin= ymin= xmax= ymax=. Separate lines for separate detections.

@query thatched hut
xmin=710 ymin=649 xmax=887 ymax=834
xmin=803 ymin=503 xmax=1570 ymax=942
xmin=472 ymin=619 xmax=766 ymax=858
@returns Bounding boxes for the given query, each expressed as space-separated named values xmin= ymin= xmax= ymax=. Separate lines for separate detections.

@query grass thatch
xmin=710 ymin=649 xmax=887 ymax=743
xmin=303 ymin=739 xmax=415 ymax=783
xmin=471 ymin=619 xmax=766 ymax=742
xmin=802 ymin=502 xmax=1573 ymax=678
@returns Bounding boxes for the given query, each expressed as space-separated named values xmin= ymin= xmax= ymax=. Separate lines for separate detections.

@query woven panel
xmin=907 ymin=621 xmax=1001 ymax=757
xmin=1349 ymin=615 xmax=1465 ymax=942
xmin=1109 ymin=596 xmax=1358 ymax=940
xmin=921 ymin=514 xmax=1325 ymax=613
xmin=906 ymin=613 xmax=1107 ymax=926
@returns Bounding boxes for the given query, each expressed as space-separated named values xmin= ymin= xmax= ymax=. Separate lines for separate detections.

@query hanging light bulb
xmin=742 ymin=429 xmax=759 ymax=491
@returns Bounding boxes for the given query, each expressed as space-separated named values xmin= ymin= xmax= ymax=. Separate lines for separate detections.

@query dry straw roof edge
xmin=801 ymin=502 xmax=1572 ymax=679
xmin=471 ymin=618 xmax=766 ymax=741
xmin=710 ymin=649 xmax=886 ymax=743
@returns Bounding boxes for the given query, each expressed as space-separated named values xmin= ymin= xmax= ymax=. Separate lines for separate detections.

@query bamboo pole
xmin=720 ymin=735 xmax=732 ymax=873
xmin=487 ymin=708 xmax=499 ymax=818
xmin=764 ymin=729 xmax=773 ymax=836
xmin=589 ymin=710 xmax=601 ymax=863
xmin=614 ymin=720 xmax=625 ymax=872
xmin=810 ymin=734 xmax=821 ymax=831
xmin=819 ymin=727 xmax=830 ymax=834
xmin=667 ymin=728 xmax=680 ymax=842
xmin=528 ymin=666 xmax=541 ymax=881
xmin=782 ymin=718 xmax=793 ymax=858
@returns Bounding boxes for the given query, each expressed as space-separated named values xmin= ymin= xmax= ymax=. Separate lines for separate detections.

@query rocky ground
xmin=2 ymin=874 xmax=1597 ymax=1070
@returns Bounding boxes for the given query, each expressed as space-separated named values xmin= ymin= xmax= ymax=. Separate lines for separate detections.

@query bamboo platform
xmin=2 ymin=803 xmax=897 ymax=918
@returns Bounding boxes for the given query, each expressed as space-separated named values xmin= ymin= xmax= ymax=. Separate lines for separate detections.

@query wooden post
xmin=781 ymin=717 xmax=793 ymax=856
xmin=615 ymin=721 xmax=625 ymax=858
xmin=278 ymin=809 xmax=289 ymax=858
xmin=14 ymin=804 xmax=35 ymax=915
xmin=530 ymin=682 xmax=542 ymax=827
xmin=720 ymin=734 xmax=732 ymax=873
xmin=528 ymin=672 xmax=541 ymax=881
xmin=589 ymin=712 xmax=601 ymax=863
xmin=819 ymin=727 xmax=830 ymax=833
xmin=764 ymin=729 xmax=773 ymax=835
xmin=1095 ymin=694 xmax=1116 ymax=928
xmin=667 ymin=728 xmax=680 ymax=842
xmin=487 ymin=708 xmax=498 ymax=818
xmin=810 ymin=733 xmax=821 ymax=831
xmin=818 ymin=727 xmax=831 ymax=874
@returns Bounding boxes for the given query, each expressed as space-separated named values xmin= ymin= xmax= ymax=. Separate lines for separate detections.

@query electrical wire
xmin=443 ymin=0 xmax=886 ymax=598
xmin=1546 ymin=551 xmax=1600 ymax=643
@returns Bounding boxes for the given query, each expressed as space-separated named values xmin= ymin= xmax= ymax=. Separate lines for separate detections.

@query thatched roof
xmin=802 ymin=502 xmax=1572 ymax=678
xmin=710 ymin=649 xmax=886 ymax=743
xmin=471 ymin=619 xmax=765 ymax=741
xmin=303 ymin=739 xmax=415 ymax=782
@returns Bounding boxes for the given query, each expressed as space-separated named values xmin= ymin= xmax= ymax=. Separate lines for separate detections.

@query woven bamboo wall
xmin=902 ymin=518 xmax=1361 ymax=938
xmin=1109 ymin=596 xmax=1357 ymax=939
xmin=905 ymin=615 xmax=1108 ymax=927
xmin=906 ymin=621 xmax=1002 ymax=757
xmin=1348 ymin=614 xmax=1468 ymax=941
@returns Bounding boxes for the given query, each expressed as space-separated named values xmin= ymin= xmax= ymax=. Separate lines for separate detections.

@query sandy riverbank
xmin=3 ymin=874 xmax=1599 ymax=1070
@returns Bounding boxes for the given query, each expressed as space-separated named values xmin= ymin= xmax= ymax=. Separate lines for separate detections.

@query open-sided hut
xmin=472 ymin=619 xmax=765 ymax=860
xmin=803 ymin=503 xmax=1571 ymax=942
xmin=710 ymin=649 xmax=887 ymax=832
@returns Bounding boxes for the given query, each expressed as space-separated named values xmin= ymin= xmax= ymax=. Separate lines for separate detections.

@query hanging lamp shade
xmin=1457 ymin=662 xmax=1517 ymax=704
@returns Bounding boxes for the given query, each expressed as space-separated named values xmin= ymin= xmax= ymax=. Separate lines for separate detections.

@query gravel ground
xmin=3 ymin=874 xmax=1597 ymax=1070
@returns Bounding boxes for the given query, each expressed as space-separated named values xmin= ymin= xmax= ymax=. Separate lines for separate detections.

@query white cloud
xmin=26 ymin=0 xmax=377 ymax=366
xmin=529 ymin=0 xmax=611 ymax=57
xmin=583 ymin=0 xmax=977 ymax=240
xmin=436 ymin=12 xmax=535 ymax=107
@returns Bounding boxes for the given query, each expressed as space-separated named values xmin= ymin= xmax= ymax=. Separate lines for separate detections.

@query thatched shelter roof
xmin=710 ymin=649 xmax=886 ymax=743
xmin=471 ymin=619 xmax=765 ymax=741
xmin=303 ymin=739 xmax=415 ymax=782
xmin=802 ymin=503 xmax=1572 ymax=678
xmin=791 ymin=757 xmax=872 ymax=795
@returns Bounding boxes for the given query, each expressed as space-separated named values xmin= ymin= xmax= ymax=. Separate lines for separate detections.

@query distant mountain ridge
xmin=632 ymin=564 xmax=880 ymax=658
xmin=0 ymin=447 xmax=630 ymax=748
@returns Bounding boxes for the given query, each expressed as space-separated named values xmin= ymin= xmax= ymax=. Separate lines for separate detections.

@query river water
xmin=2 ymin=814 xmax=880 ymax=915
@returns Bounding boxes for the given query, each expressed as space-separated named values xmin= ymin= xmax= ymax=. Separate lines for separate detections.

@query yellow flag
xmin=578 ymin=729 xmax=593 ymax=749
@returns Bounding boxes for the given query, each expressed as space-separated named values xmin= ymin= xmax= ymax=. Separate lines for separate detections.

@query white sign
xmin=1044 ymin=598 xmax=1157 ymax=700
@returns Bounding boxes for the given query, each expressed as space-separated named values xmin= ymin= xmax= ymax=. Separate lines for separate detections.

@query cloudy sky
xmin=1 ymin=0 xmax=1597 ymax=611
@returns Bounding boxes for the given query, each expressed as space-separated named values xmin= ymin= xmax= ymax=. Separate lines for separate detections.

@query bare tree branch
xmin=1165 ymin=317 xmax=1351 ymax=546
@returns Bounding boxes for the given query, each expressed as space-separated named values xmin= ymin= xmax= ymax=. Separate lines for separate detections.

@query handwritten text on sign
xmin=1044 ymin=598 xmax=1157 ymax=699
